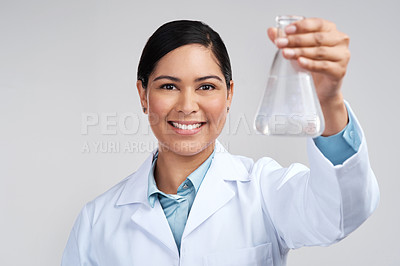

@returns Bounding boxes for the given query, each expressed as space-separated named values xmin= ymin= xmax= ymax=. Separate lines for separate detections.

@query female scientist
xmin=62 ymin=18 xmax=379 ymax=266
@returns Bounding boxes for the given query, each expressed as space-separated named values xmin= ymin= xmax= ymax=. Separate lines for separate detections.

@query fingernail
xmin=299 ymin=57 xmax=308 ymax=65
xmin=285 ymin=25 xmax=297 ymax=34
xmin=275 ymin=38 xmax=288 ymax=47
xmin=283 ymin=49 xmax=295 ymax=57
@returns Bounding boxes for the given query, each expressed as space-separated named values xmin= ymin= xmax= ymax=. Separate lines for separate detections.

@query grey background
xmin=0 ymin=0 xmax=398 ymax=265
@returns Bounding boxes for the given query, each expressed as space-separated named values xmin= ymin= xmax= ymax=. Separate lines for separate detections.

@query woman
xmin=62 ymin=18 xmax=379 ymax=266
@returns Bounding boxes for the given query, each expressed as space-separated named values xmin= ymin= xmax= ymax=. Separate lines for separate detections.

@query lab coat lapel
xmin=182 ymin=142 xmax=243 ymax=240
xmin=116 ymin=152 xmax=179 ymax=256
xmin=130 ymin=201 xmax=179 ymax=255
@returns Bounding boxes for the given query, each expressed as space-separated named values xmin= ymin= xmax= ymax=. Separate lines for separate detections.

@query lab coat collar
xmin=116 ymin=149 xmax=157 ymax=207
xmin=116 ymin=140 xmax=250 ymax=206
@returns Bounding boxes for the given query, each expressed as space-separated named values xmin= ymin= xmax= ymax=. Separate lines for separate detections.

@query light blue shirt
xmin=148 ymin=103 xmax=361 ymax=250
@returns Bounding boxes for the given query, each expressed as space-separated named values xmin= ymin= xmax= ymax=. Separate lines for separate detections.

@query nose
xmin=175 ymin=89 xmax=199 ymax=115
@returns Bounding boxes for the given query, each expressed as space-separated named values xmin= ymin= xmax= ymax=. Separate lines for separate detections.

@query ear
xmin=136 ymin=80 xmax=148 ymax=114
xmin=227 ymin=80 xmax=234 ymax=111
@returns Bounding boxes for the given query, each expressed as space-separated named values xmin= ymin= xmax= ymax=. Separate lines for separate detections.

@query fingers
xmin=290 ymin=17 xmax=336 ymax=34
xmin=270 ymin=17 xmax=349 ymax=49
xmin=297 ymin=57 xmax=348 ymax=79
xmin=282 ymin=46 xmax=351 ymax=62
xmin=276 ymin=31 xmax=349 ymax=49
xmin=281 ymin=44 xmax=350 ymax=80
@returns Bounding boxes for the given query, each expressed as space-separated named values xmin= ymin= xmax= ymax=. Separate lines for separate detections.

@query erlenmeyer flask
xmin=254 ymin=15 xmax=325 ymax=137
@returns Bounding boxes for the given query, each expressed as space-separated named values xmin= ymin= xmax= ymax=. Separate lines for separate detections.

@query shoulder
xmin=89 ymin=174 xmax=133 ymax=205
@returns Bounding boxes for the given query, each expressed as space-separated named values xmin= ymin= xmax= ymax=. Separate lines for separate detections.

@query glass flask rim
xmin=276 ymin=15 xmax=305 ymax=24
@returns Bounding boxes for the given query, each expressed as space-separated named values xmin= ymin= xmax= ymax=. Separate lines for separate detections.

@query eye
xmin=161 ymin=84 xmax=177 ymax=90
xmin=199 ymin=84 xmax=215 ymax=91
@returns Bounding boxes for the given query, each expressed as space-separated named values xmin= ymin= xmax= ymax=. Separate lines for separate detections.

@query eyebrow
xmin=153 ymin=75 xmax=181 ymax=82
xmin=152 ymin=75 xmax=223 ymax=83
xmin=195 ymin=75 xmax=223 ymax=82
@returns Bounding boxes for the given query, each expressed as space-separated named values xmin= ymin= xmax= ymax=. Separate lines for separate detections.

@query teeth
xmin=172 ymin=122 xmax=202 ymax=130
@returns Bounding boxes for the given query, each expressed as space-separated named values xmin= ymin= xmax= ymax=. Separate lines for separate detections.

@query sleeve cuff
xmin=313 ymin=101 xmax=361 ymax=165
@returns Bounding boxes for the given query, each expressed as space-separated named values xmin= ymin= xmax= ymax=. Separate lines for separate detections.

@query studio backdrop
xmin=0 ymin=0 xmax=399 ymax=265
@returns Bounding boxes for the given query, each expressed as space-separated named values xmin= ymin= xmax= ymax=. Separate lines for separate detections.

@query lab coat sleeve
xmin=258 ymin=104 xmax=380 ymax=249
xmin=61 ymin=204 xmax=97 ymax=266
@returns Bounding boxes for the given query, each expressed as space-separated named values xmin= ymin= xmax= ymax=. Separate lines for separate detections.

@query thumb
xmin=267 ymin=27 xmax=278 ymax=43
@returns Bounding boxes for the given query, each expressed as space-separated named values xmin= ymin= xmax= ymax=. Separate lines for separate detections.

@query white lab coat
xmin=62 ymin=109 xmax=379 ymax=266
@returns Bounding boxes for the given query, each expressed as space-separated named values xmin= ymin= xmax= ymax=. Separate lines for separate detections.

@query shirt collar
xmin=186 ymin=149 xmax=215 ymax=193
xmin=147 ymin=148 xmax=215 ymax=208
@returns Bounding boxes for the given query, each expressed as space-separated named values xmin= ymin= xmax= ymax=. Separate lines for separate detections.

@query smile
xmin=167 ymin=121 xmax=206 ymax=135
xmin=170 ymin=122 xmax=203 ymax=130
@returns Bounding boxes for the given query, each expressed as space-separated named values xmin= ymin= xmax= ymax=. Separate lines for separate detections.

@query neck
xmin=154 ymin=142 xmax=215 ymax=194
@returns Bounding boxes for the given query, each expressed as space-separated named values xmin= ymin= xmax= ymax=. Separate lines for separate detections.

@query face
xmin=137 ymin=44 xmax=233 ymax=157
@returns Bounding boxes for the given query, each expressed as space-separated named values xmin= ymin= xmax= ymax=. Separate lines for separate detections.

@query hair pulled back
xmin=137 ymin=20 xmax=232 ymax=89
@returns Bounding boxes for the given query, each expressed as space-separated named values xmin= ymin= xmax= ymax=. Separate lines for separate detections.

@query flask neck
xmin=276 ymin=15 xmax=304 ymax=38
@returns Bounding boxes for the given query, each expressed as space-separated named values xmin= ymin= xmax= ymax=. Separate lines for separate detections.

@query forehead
xmin=150 ymin=44 xmax=223 ymax=78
